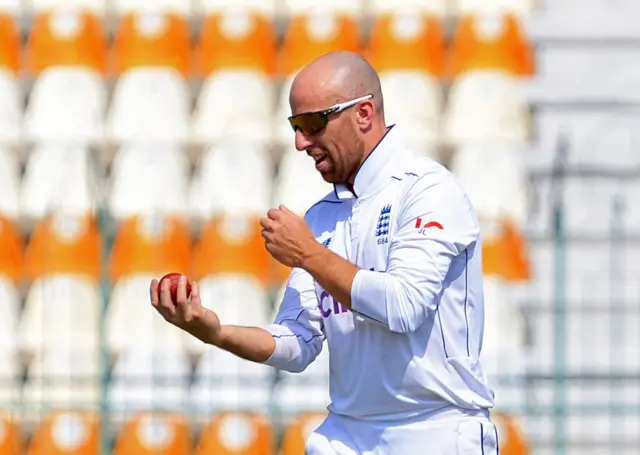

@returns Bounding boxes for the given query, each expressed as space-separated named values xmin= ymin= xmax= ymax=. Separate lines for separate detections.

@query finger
xmin=267 ymin=208 xmax=281 ymax=221
xmin=279 ymin=204 xmax=294 ymax=215
xmin=190 ymin=281 xmax=201 ymax=307
xmin=261 ymin=229 xmax=272 ymax=240
xmin=158 ymin=277 xmax=174 ymax=309
xmin=175 ymin=275 xmax=189 ymax=309
xmin=265 ymin=242 xmax=277 ymax=256
xmin=259 ymin=216 xmax=272 ymax=230
xmin=150 ymin=280 xmax=159 ymax=308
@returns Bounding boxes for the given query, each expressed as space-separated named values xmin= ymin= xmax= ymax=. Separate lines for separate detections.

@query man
xmin=151 ymin=51 xmax=498 ymax=454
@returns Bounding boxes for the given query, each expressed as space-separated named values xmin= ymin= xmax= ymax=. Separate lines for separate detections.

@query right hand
xmin=150 ymin=276 xmax=221 ymax=345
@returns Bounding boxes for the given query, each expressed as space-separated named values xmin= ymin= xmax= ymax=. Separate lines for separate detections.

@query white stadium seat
xmin=480 ymin=276 xmax=527 ymax=375
xmin=273 ymin=346 xmax=330 ymax=414
xmin=0 ymin=69 xmax=22 ymax=146
xmin=0 ymin=0 xmax=21 ymax=15
xmin=182 ymin=274 xmax=270 ymax=356
xmin=0 ymin=276 xmax=19 ymax=352
xmin=23 ymin=67 xmax=106 ymax=145
xmin=0 ymin=148 xmax=19 ymax=220
xmin=189 ymin=141 xmax=273 ymax=220
xmin=273 ymin=146 xmax=333 ymax=216
xmin=112 ymin=0 xmax=193 ymax=16
xmin=21 ymin=347 xmax=100 ymax=421
xmin=29 ymin=0 xmax=108 ymax=15
xmin=199 ymin=0 xmax=276 ymax=17
xmin=449 ymin=141 xmax=530 ymax=225
xmin=191 ymin=70 xmax=276 ymax=145
xmin=0 ymin=348 xmax=20 ymax=408
xmin=444 ymin=71 xmax=531 ymax=146
xmin=379 ymin=70 xmax=443 ymax=157
xmin=107 ymin=347 xmax=191 ymax=421
xmin=19 ymin=144 xmax=99 ymax=222
xmin=189 ymin=348 xmax=272 ymax=419
xmin=283 ymin=0 xmax=362 ymax=16
xmin=370 ymin=0 xmax=447 ymax=17
xmin=17 ymin=275 xmax=101 ymax=359
xmin=106 ymin=68 xmax=191 ymax=145
xmin=106 ymin=274 xmax=186 ymax=356
xmin=108 ymin=142 xmax=190 ymax=221
xmin=273 ymin=73 xmax=297 ymax=148
xmin=453 ymin=0 xmax=536 ymax=16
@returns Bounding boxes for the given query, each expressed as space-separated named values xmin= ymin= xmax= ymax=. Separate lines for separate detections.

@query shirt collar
xmin=333 ymin=124 xmax=399 ymax=200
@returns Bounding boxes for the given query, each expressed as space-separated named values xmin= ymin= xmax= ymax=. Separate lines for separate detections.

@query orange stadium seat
xmin=481 ymin=218 xmax=530 ymax=282
xmin=109 ymin=215 xmax=191 ymax=281
xmin=492 ymin=411 xmax=530 ymax=455
xmin=280 ymin=412 xmax=327 ymax=455
xmin=278 ymin=12 xmax=361 ymax=76
xmin=0 ymin=216 xmax=23 ymax=283
xmin=447 ymin=13 xmax=534 ymax=79
xmin=26 ymin=411 xmax=98 ymax=455
xmin=0 ymin=413 xmax=24 ymax=455
xmin=26 ymin=8 xmax=107 ymax=75
xmin=196 ymin=10 xmax=276 ymax=77
xmin=194 ymin=412 xmax=273 ymax=455
xmin=112 ymin=11 xmax=191 ymax=76
xmin=0 ymin=15 xmax=20 ymax=74
xmin=191 ymin=215 xmax=271 ymax=285
xmin=366 ymin=12 xmax=445 ymax=76
xmin=113 ymin=412 xmax=191 ymax=455
xmin=22 ymin=212 xmax=101 ymax=282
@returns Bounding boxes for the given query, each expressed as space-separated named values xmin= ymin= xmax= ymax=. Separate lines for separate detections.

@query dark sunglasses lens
xmin=289 ymin=113 xmax=327 ymax=134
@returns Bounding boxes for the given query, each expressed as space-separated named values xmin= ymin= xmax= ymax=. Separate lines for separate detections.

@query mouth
xmin=309 ymin=152 xmax=328 ymax=166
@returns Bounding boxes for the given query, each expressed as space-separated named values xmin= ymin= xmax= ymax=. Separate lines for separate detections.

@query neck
xmin=347 ymin=122 xmax=389 ymax=185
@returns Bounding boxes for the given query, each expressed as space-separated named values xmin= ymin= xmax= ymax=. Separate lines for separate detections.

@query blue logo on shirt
xmin=322 ymin=237 xmax=332 ymax=247
xmin=375 ymin=205 xmax=391 ymax=243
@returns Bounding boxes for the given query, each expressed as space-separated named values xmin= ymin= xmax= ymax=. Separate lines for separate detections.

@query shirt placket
xmin=348 ymin=199 xmax=361 ymax=264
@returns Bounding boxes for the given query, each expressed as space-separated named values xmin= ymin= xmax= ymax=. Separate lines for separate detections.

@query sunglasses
xmin=288 ymin=94 xmax=374 ymax=135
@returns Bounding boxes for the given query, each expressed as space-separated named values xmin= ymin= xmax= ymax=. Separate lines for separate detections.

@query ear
xmin=355 ymin=99 xmax=375 ymax=130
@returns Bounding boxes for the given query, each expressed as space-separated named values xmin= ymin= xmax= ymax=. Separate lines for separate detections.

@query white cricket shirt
xmin=263 ymin=125 xmax=496 ymax=421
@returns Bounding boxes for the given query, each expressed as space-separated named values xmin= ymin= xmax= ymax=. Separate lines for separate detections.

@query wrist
xmin=188 ymin=309 xmax=222 ymax=346
xmin=300 ymin=240 xmax=327 ymax=272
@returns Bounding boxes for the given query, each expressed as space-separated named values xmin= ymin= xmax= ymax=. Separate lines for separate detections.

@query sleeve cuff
xmin=260 ymin=324 xmax=290 ymax=369
xmin=351 ymin=269 xmax=389 ymax=326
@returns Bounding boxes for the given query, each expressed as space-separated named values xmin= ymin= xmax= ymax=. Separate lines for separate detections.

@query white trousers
xmin=305 ymin=412 xmax=499 ymax=455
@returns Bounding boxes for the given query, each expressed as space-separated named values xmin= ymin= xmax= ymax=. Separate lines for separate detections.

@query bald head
xmin=287 ymin=51 xmax=389 ymax=186
xmin=290 ymin=51 xmax=384 ymax=115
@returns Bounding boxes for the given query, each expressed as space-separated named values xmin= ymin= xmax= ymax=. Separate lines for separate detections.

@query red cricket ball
xmin=159 ymin=272 xmax=192 ymax=304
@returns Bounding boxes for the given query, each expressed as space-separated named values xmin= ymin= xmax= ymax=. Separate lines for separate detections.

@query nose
xmin=294 ymin=129 xmax=312 ymax=151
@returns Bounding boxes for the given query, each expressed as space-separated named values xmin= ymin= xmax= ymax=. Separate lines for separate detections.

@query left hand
xmin=260 ymin=205 xmax=318 ymax=268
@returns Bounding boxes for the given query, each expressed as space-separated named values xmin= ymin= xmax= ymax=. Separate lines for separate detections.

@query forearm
xmin=191 ymin=309 xmax=276 ymax=363
xmin=301 ymin=242 xmax=360 ymax=310
xmin=214 ymin=324 xmax=276 ymax=363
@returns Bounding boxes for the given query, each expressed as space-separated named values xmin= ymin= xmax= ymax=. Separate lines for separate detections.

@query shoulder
xmin=393 ymin=153 xmax=478 ymax=225
xmin=393 ymin=153 xmax=463 ymax=198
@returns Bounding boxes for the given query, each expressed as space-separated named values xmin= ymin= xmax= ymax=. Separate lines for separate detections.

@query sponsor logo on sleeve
xmin=414 ymin=217 xmax=444 ymax=234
